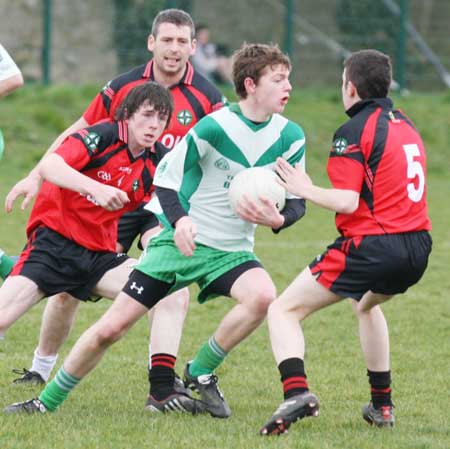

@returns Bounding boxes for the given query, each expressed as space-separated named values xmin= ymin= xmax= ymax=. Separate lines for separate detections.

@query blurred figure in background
xmin=191 ymin=24 xmax=232 ymax=85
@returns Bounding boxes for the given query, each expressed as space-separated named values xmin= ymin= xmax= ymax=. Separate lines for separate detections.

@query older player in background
xmin=4 ymin=9 xmax=223 ymax=413
xmin=260 ymin=49 xmax=432 ymax=435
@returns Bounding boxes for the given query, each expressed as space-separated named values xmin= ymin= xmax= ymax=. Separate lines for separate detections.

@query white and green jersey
xmin=148 ymin=103 xmax=306 ymax=252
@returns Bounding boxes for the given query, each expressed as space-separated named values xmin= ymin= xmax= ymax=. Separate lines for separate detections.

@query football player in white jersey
xmin=6 ymin=43 xmax=307 ymax=420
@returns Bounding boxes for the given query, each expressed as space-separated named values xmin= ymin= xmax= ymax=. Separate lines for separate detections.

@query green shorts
xmin=135 ymin=229 xmax=259 ymax=303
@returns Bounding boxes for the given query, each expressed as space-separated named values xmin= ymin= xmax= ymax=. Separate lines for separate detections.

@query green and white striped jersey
xmin=148 ymin=103 xmax=306 ymax=252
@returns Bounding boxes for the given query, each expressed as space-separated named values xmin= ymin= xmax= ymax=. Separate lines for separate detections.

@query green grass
xmin=0 ymin=86 xmax=449 ymax=449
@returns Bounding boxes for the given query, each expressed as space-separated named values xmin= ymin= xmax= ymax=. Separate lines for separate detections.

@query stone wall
xmin=1 ymin=0 xmax=449 ymax=89
xmin=0 ymin=0 xmax=116 ymax=83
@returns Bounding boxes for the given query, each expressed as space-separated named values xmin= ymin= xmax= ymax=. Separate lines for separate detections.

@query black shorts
xmin=11 ymin=226 xmax=130 ymax=301
xmin=309 ymin=231 xmax=432 ymax=300
xmin=123 ymin=260 xmax=263 ymax=310
xmin=117 ymin=204 xmax=159 ymax=252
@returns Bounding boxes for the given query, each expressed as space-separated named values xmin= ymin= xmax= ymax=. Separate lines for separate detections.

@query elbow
xmin=9 ymin=73 xmax=24 ymax=92
xmin=336 ymin=192 xmax=359 ymax=214
xmin=339 ymin=203 xmax=358 ymax=214
xmin=15 ymin=73 xmax=24 ymax=89
xmin=38 ymin=154 xmax=58 ymax=180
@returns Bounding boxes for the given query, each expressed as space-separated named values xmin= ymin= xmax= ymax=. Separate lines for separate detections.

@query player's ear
xmin=348 ymin=80 xmax=358 ymax=99
xmin=190 ymin=38 xmax=197 ymax=55
xmin=243 ymin=77 xmax=256 ymax=95
xmin=147 ymin=34 xmax=155 ymax=53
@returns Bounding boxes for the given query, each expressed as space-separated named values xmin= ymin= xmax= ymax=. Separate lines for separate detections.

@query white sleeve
xmin=0 ymin=45 xmax=21 ymax=81
xmin=153 ymin=129 xmax=205 ymax=191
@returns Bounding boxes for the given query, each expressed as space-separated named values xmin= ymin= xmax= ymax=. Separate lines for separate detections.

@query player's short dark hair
xmin=344 ymin=49 xmax=392 ymax=99
xmin=151 ymin=8 xmax=195 ymax=39
xmin=115 ymin=82 xmax=174 ymax=127
xmin=232 ymin=43 xmax=291 ymax=99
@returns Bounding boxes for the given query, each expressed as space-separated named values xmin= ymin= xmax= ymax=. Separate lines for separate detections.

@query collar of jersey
xmin=228 ymin=103 xmax=273 ymax=131
xmin=346 ymin=97 xmax=394 ymax=118
xmin=144 ymin=59 xmax=194 ymax=86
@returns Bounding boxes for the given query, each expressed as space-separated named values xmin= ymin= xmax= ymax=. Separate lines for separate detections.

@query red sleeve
xmin=83 ymin=93 xmax=109 ymax=125
xmin=55 ymin=135 xmax=92 ymax=170
xmin=327 ymin=146 xmax=365 ymax=192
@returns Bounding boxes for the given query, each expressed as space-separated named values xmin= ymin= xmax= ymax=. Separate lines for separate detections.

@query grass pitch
xmin=0 ymin=86 xmax=449 ymax=449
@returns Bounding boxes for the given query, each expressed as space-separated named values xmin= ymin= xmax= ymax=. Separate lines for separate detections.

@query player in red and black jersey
xmin=4 ymin=9 xmax=222 ymax=413
xmin=260 ymin=50 xmax=432 ymax=435
xmin=2 ymin=82 xmax=204 ymax=414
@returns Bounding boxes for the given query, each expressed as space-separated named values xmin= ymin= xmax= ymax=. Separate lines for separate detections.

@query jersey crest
xmin=332 ymin=137 xmax=348 ymax=155
xmin=177 ymin=109 xmax=193 ymax=126
xmin=214 ymin=157 xmax=230 ymax=171
xmin=83 ymin=132 xmax=101 ymax=154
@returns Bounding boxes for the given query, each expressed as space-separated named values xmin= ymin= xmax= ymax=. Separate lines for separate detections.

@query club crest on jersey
xmin=83 ymin=132 xmax=100 ymax=153
xmin=157 ymin=161 xmax=168 ymax=175
xmin=332 ymin=137 xmax=348 ymax=155
xmin=214 ymin=157 xmax=230 ymax=171
xmin=177 ymin=110 xmax=193 ymax=126
xmin=132 ymin=180 xmax=140 ymax=192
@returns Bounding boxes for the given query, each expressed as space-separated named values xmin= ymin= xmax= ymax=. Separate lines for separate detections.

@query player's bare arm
xmin=276 ymin=157 xmax=359 ymax=214
xmin=39 ymin=153 xmax=129 ymax=211
xmin=5 ymin=116 xmax=89 ymax=213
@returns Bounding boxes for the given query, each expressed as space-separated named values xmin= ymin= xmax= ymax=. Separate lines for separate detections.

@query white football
xmin=228 ymin=167 xmax=286 ymax=213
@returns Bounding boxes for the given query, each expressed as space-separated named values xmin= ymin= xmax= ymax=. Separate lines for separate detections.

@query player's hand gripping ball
xmin=228 ymin=167 xmax=286 ymax=213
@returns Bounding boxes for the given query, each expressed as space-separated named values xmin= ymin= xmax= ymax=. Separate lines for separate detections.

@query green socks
xmin=189 ymin=336 xmax=228 ymax=377
xmin=39 ymin=367 xmax=80 ymax=412
xmin=0 ymin=249 xmax=15 ymax=279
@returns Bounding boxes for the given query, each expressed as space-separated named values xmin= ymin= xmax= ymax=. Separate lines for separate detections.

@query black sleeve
xmin=155 ymin=186 xmax=188 ymax=227
xmin=272 ymin=198 xmax=306 ymax=234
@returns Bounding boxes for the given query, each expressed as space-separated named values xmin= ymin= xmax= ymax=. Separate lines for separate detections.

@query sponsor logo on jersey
xmin=132 ymin=180 xmax=140 ymax=192
xmin=79 ymin=192 xmax=100 ymax=206
xmin=160 ymin=133 xmax=182 ymax=149
xmin=83 ymin=132 xmax=100 ymax=153
xmin=177 ymin=109 xmax=193 ymax=126
xmin=97 ymin=170 xmax=111 ymax=181
xmin=119 ymin=166 xmax=132 ymax=174
xmin=214 ymin=158 xmax=230 ymax=170
xmin=332 ymin=137 xmax=348 ymax=155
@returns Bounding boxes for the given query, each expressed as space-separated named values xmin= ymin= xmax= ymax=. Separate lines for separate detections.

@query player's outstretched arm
xmin=275 ymin=157 xmax=359 ymax=214
xmin=5 ymin=116 xmax=89 ymax=213
xmin=39 ymin=153 xmax=129 ymax=211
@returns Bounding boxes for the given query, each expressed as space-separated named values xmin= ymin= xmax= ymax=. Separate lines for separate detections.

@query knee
xmin=268 ymin=297 xmax=308 ymax=322
xmin=93 ymin=322 xmax=127 ymax=347
xmin=171 ymin=288 xmax=190 ymax=313
xmin=158 ymin=288 xmax=190 ymax=315
xmin=50 ymin=293 xmax=79 ymax=311
xmin=247 ymin=287 xmax=276 ymax=317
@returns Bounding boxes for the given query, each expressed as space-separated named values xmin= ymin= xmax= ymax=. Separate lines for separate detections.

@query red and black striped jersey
xmin=327 ymin=98 xmax=431 ymax=237
xmin=83 ymin=60 xmax=224 ymax=150
xmin=27 ymin=121 xmax=169 ymax=252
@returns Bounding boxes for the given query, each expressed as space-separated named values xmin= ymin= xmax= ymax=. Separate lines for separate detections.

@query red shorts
xmin=309 ymin=231 xmax=432 ymax=300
